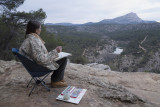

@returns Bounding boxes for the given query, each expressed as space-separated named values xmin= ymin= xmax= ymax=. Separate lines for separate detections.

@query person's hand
xmin=56 ymin=46 xmax=62 ymax=53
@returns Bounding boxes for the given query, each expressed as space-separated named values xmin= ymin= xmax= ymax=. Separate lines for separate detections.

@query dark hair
xmin=25 ymin=20 xmax=41 ymax=38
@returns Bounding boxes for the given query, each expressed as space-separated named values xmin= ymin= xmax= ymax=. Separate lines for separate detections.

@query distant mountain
xmin=45 ymin=23 xmax=75 ymax=26
xmin=46 ymin=12 xmax=157 ymax=26
xmin=45 ymin=12 xmax=159 ymax=35
xmin=98 ymin=12 xmax=156 ymax=24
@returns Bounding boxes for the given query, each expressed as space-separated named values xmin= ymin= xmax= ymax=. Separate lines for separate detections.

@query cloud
xmin=17 ymin=0 xmax=160 ymax=24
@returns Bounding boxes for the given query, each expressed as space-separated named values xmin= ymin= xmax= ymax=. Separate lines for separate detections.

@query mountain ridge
xmin=45 ymin=12 xmax=157 ymax=26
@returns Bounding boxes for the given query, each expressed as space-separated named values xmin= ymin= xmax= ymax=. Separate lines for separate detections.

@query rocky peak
xmin=120 ymin=12 xmax=139 ymax=18
xmin=114 ymin=12 xmax=142 ymax=22
xmin=121 ymin=12 xmax=141 ymax=19
xmin=99 ymin=12 xmax=144 ymax=24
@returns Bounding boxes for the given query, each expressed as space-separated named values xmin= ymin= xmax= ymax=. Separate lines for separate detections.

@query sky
xmin=17 ymin=0 xmax=160 ymax=24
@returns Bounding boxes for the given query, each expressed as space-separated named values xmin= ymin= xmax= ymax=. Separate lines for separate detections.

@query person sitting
xmin=19 ymin=20 xmax=67 ymax=87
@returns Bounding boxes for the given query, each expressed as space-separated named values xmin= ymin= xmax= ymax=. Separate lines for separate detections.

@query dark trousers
xmin=51 ymin=57 xmax=67 ymax=82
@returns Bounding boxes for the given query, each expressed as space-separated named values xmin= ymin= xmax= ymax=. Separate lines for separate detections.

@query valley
xmin=45 ymin=12 xmax=160 ymax=73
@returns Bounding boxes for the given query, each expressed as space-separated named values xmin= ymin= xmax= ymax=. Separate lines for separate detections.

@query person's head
xmin=25 ymin=20 xmax=41 ymax=37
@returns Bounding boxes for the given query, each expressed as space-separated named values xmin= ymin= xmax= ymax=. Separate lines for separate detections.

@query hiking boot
xmin=51 ymin=81 xmax=67 ymax=88
xmin=61 ymin=80 xmax=66 ymax=83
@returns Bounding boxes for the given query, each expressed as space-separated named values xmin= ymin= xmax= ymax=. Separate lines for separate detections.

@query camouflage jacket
xmin=19 ymin=33 xmax=59 ymax=70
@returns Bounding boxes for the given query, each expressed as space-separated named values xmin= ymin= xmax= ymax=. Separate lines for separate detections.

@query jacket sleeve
xmin=30 ymin=37 xmax=58 ymax=64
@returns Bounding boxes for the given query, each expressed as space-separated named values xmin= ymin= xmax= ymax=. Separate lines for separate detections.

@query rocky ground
xmin=0 ymin=60 xmax=160 ymax=107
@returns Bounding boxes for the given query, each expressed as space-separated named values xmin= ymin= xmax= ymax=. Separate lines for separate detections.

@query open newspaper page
xmin=55 ymin=52 xmax=72 ymax=61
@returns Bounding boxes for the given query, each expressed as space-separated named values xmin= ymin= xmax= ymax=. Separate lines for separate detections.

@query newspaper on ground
xmin=56 ymin=86 xmax=87 ymax=104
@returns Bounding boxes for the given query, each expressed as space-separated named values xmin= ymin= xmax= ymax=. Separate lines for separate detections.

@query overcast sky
xmin=17 ymin=0 xmax=160 ymax=24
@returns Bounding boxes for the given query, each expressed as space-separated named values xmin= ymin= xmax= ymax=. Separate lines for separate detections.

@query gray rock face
xmin=117 ymin=55 xmax=142 ymax=72
xmin=116 ymin=49 xmax=160 ymax=73
xmin=137 ymin=49 xmax=160 ymax=72
xmin=84 ymin=37 xmax=118 ymax=63
xmin=86 ymin=63 xmax=111 ymax=71
xmin=0 ymin=60 xmax=159 ymax=107
xmin=87 ymin=76 xmax=142 ymax=103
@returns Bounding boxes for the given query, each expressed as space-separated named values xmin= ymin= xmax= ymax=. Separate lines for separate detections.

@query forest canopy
xmin=0 ymin=0 xmax=63 ymax=60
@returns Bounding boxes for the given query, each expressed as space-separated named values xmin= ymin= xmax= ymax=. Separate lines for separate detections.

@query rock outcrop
xmin=0 ymin=60 xmax=160 ymax=107
xmin=84 ymin=37 xmax=118 ymax=63
xmin=85 ymin=63 xmax=111 ymax=71
xmin=115 ymin=49 xmax=160 ymax=73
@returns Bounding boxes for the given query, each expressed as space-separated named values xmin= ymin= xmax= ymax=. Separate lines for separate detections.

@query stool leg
xmin=27 ymin=78 xmax=33 ymax=87
xmin=41 ymin=82 xmax=50 ymax=91
xmin=29 ymin=83 xmax=36 ymax=96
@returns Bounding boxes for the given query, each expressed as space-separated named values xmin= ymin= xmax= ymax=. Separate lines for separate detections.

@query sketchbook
xmin=56 ymin=86 xmax=87 ymax=104
xmin=55 ymin=52 xmax=72 ymax=61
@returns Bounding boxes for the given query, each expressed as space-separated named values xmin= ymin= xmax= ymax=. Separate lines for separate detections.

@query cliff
xmin=0 ymin=60 xmax=160 ymax=107
xmin=115 ymin=44 xmax=160 ymax=73
xmin=84 ymin=37 xmax=117 ymax=63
